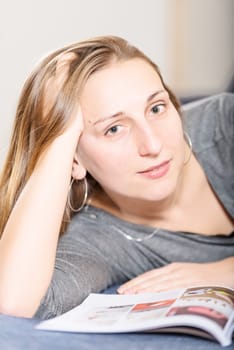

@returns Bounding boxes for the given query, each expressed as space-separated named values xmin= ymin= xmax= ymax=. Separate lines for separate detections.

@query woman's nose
xmin=136 ymin=124 xmax=162 ymax=157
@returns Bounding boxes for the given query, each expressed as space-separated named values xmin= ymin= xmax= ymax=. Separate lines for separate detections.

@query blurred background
xmin=0 ymin=0 xmax=233 ymax=168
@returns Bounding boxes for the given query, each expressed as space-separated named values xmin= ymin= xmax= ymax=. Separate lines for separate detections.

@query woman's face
xmin=78 ymin=58 xmax=185 ymax=204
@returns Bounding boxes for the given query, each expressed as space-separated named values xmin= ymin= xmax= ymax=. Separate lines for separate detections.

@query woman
xmin=0 ymin=36 xmax=233 ymax=320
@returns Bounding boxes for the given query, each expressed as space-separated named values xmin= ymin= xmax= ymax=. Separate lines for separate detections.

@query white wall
xmin=0 ymin=0 xmax=233 ymax=168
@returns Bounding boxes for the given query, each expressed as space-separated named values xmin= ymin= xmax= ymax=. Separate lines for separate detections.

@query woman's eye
xmin=105 ymin=125 xmax=121 ymax=136
xmin=151 ymin=104 xmax=165 ymax=114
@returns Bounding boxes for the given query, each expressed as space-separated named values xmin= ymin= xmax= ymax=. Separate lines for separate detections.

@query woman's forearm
xmin=0 ymin=130 xmax=78 ymax=317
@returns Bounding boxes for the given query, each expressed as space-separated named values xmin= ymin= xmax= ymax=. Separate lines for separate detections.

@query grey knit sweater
xmin=35 ymin=93 xmax=234 ymax=320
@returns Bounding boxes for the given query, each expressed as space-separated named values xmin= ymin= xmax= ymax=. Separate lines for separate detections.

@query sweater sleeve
xmin=34 ymin=223 xmax=114 ymax=320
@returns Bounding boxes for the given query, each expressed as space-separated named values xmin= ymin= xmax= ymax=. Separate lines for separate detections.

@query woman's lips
xmin=138 ymin=160 xmax=171 ymax=179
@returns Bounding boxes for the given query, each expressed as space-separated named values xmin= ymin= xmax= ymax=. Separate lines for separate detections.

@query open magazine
xmin=36 ymin=286 xmax=234 ymax=347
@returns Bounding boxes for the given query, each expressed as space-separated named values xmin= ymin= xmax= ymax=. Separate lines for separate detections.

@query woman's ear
xmin=71 ymin=153 xmax=87 ymax=180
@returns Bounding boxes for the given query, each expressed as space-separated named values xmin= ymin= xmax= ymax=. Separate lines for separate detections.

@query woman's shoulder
xmin=182 ymin=92 xmax=234 ymax=118
xmin=182 ymin=92 xmax=234 ymax=153
xmin=182 ymin=93 xmax=233 ymax=217
xmin=59 ymin=205 xmax=128 ymax=245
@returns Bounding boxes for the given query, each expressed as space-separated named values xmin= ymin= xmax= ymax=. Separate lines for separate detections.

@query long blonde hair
xmin=0 ymin=35 xmax=180 ymax=237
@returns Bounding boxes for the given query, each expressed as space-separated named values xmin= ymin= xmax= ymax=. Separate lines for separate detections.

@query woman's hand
xmin=44 ymin=52 xmax=83 ymax=138
xmin=118 ymin=257 xmax=234 ymax=294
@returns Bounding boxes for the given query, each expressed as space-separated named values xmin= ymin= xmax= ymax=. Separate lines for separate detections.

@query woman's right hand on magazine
xmin=0 ymin=54 xmax=84 ymax=318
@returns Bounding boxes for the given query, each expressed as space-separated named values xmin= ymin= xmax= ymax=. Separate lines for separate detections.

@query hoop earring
xmin=68 ymin=177 xmax=88 ymax=212
xmin=184 ymin=132 xmax=193 ymax=165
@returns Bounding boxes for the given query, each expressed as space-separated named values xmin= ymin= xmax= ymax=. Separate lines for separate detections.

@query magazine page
xmin=36 ymin=286 xmax=234 ymax=346
xmin=36 ymin=288 xmax=183 ymax=332
xmin=165 ymin=286 xmax=234 ymax=346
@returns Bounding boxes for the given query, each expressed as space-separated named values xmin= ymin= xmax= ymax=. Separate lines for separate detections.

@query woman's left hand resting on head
xmin=118 ymin=257 xmax=234 ymax=294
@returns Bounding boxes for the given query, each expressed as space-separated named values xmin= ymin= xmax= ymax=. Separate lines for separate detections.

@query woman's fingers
xmin=118 ymin=263 xmax=181 ymax=294
xmin=43 ymin=52 xmax=77 ymax=118
xmin=118 ymin=262 xmax=220 ymax=295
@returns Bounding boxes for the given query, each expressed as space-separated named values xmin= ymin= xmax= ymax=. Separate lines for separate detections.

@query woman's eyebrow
xmin=93 ymin=112 xmax=123 ymax=126
xmin=147 ymin=90 xmax=166 ymax=103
